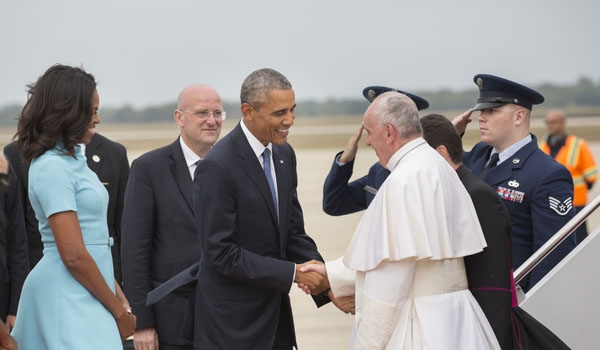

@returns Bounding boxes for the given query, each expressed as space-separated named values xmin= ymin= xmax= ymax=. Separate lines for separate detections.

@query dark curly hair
xmin=16 ymin=64 xmax=97 ymax=162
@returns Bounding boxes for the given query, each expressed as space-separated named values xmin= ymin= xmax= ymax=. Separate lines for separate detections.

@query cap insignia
xmin=476 ymin=77 xmax=484 ymax=89
xmin=367 ymin=89 xmax=376 ymax=101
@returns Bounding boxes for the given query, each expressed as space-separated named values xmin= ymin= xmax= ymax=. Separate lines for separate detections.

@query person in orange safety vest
xmin=540 ymin=110 xmax=598 ymax=244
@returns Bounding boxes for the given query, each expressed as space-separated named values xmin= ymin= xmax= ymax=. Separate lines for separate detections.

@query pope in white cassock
xmin=306 ymin=92 xmax=500 ymax=349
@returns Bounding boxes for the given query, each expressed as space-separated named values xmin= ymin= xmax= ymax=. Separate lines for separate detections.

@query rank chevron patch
xmin=549 ymin=196 xmax=573 ymax=216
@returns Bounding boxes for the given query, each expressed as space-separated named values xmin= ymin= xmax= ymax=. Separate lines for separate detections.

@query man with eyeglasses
xmin=121 ymin=84 xmax=224 ymax=350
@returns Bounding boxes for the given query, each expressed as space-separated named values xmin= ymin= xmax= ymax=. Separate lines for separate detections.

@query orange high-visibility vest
xmin=540 ymin=135 xmax=598 ymax=206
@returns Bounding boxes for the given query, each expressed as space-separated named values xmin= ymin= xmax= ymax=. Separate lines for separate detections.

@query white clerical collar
xmin=241 ymin=120 xmax=273 ymax=160
xmin=492 ymin=134 xmax=532 ymax=165
xmin=386 ymin=137 xmax=427 ymax=172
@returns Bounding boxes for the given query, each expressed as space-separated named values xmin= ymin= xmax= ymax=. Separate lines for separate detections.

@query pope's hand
xmin=328 ymin=289 xmax=355 ymax=315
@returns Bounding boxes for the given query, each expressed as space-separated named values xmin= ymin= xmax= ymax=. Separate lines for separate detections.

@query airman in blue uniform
xmin=458 ymin=74 xmax=577 ymax=292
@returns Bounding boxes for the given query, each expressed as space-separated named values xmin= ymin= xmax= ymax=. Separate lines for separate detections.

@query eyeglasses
xmin=177 ymin=109 xmax=226 ymax=121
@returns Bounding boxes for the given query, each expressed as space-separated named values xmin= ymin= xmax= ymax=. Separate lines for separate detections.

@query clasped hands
xmin=294 ymin=261 xmax=355 ymax=315
xmin=294 ymin=260 xmax=329 ymax=295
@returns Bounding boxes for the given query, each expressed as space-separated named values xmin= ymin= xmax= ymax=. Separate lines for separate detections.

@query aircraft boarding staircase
xmin=516 ymin=193 xmax=600 ymax=349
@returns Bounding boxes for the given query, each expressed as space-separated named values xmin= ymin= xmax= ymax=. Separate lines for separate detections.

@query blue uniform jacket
xmin=322 ymin=151 xmax=390 ymax=216
xmin=463 ymin=134 xmax=576 ymax=291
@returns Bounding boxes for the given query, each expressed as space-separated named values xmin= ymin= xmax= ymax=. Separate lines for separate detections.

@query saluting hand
xmin=338 ymin=124 xmax=364 ymax=164
xmin=452 ymin=109 xmax=473 ymax=135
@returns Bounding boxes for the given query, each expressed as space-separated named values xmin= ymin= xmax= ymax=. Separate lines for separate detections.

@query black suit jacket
xmin=458 ymin=165 xmax=513 ymax=350
xmin=85 ymin=133 xmax=129 ymax=285
xmin=121 ymin=138 xmax=199 ymax=346
xmin=4 ymin=135 xmax=128 ymax=286
xmin=0 ymin=163 xmax=29 ymax=319
xmin=4 ymin=141 xmax=41 ymax=269
xmin=193 ymin=123 xmax=328 ymax=349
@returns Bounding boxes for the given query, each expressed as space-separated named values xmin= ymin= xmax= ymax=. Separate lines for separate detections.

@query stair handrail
xmin=514 ymin=192 xmax=600 ymax=284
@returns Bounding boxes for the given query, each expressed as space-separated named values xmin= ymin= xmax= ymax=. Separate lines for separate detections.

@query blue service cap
xmin=472 ymin=74 xmax=544 ymax=111
xmin=362 ymin=86 xmax=429 ymax=111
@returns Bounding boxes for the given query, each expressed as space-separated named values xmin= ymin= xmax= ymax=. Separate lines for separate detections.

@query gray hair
xmin=373 ymin=92 xmax=422 ymax=138
xmin=240 ymin=68 xmax=292 ymax=108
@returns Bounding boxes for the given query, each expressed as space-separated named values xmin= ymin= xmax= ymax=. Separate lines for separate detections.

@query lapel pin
xmin=512 ymin=158 xmax=520 ymax=164
xmin=508 ymin=180 xmax=520 ymax=188
xmin=92 ymin=155 xmax=100 ymax=163
xmin=280 ymin=160 xmax=284 ymax=164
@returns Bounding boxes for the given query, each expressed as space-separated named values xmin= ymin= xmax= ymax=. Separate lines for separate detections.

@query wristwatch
xmin=0 ymin=173 xmax=10 ymax=190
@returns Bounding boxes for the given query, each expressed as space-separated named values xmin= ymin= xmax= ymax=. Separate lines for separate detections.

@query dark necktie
xmin=479 ymin=152 xmax=499 ymax=179
xmin=262 ymin=148 xmax=278 ymax=216
xmin=193 ymin=159 xmax=202 ymax=180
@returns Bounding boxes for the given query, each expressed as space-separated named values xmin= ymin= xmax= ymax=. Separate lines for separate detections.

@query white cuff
xmin=326 ymin=257 xmax=356 ymax=298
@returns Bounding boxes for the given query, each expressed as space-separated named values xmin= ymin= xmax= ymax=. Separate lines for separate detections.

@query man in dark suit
xmin=421 ymin=114 xmax=513 ymax=349
xmin=455 ymin=74 xmax=577 ymax=292
xmin=4 ymin=141 xmax=43 ymax=268
xmin=84 ymin=133 xmax=129 ymax=285
xmin=192 ymin=68 xmax=329 ymax=349
xmin=322 ymin=86 xmax=429 ymax=216
xmin=121 ymin=84 xmax=224 ymax=350
xmin=0 ymin=154 xmax=28 ymax=331
xmin=0 ymin=154 xmax=19 ymax=349
xmin=4 ymin=134 xmax=129 ymax=284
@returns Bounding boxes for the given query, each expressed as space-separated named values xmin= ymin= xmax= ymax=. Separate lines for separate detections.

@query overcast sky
xmin=1 ymin=0 xmax=598 ymax=108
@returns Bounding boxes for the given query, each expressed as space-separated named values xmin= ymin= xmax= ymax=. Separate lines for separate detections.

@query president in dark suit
xmin=4 ymin=134 xmax=129 ymax=285
xmin=121 ymin=84 xmax=224 ymax=350
xmin=192 ymin=68 xmax=329 ymax=349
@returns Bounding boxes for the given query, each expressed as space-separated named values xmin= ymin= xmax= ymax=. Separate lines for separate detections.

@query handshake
xmin=294 ymin=260 xmax=355 ymax=315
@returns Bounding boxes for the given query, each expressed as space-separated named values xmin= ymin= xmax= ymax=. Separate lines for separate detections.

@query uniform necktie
xmin=262 ymin=148 xmax=278 ymax=216
xmin=479 ymin=152 xmax=499 ymax=179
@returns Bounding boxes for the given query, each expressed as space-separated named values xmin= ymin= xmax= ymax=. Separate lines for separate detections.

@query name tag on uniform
xmin=364 ymin=185 xmax=378 ymax=195
xmin=497 ymin=186 xmax=525 ymax=203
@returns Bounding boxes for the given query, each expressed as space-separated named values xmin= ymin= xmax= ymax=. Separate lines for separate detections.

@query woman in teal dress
xmin=11 ymin=64 xmax=136 ymax=349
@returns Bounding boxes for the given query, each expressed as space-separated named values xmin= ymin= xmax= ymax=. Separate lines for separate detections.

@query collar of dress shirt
xmin=492 ymin=134 xmax=532 ymax=166
xmin=240 ymin=120 xmax=273 ymax=165
xmin=179 ymin=136 xmax=202 ymax=168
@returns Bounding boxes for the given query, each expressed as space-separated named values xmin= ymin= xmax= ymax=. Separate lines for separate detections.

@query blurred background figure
xmin=540 ymin=110 xmax=598 ymax=244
